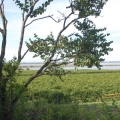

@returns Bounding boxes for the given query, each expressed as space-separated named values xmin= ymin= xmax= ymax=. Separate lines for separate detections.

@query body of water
xmin=20 ymin=61 xmax=120 ymax=70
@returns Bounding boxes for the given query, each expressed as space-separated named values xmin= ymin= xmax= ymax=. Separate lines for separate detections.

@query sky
xmin=0 ymin=0 xmax=120 ymax=62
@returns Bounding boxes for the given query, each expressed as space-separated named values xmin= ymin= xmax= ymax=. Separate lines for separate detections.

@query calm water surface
xmin=20 ymin=62 xmax=120 ymax=70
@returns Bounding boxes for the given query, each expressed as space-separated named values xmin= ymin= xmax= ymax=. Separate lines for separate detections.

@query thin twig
xmin=63 ymin=12 xmax=73 ymax=29
xmin=57 ymin=10 xmax=65 ymax=18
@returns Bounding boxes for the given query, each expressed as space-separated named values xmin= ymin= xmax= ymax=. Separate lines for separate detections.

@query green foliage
xmin=23 ymin=0 xmax=113 ymax=71
xmin=26 ymin=33 xmax=55 ymax=60
xmin=0 ymin=0 xmax=114 ymax=119
xmin=13 ymin=0 xmax=53 ymax=17
xmin=3 ymin=56 xmax=19 ymax=77
xmin=73 ymin=18 xmax=113 ymax=68
xmin=1 ymin=57 xmax=27 ymax=105
xmin=72 ymin=0 xmax=106 ymax=18
xmin=7 ymin=70 xmax=120 ymax=119
xmin=0 ymin=57 xmax=25 ymax=120
xmin=26 ymin=20 xmax=113 ymax=69
xmin=17 ymin=70 xmax=120 ymax=103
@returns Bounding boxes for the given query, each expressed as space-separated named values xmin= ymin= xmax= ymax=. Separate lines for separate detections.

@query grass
xmin=13 ymin=70 xmax=120 ymax=120
xmin=17 ymin=70 xmax=120 ymax=102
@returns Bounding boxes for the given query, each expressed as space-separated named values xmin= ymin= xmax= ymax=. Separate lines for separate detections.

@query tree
xmin=0 ymin=0 xmax=113 ymax=119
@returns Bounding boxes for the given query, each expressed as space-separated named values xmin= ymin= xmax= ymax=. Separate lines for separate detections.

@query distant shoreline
xmin=20 ymin=64 xmax=120 ymax=68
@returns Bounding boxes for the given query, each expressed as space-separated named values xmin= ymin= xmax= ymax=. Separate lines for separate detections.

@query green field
xmin=14 ymin=70 xmax=120 ymax=120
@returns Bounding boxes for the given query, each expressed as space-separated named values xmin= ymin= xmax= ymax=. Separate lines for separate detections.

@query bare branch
xmin=57 ymin=5 xmax=75 ymax=29
xmin=63 ymin=17 xmax=79 ymax=31
xmin=25 ymin=15 xmax=58 ymax=27
xmin=57 ymin=10 xmax=66 ymax=18
xmin=20 ymin=49 xmax=29 ymax=61
xmin=63 ymin=12 xmax=73 ymax=29
xmin=18 ymin=0 xmax=39 ymax=61
xmin=0 ymin=2 xmax=7 ymax=63
xmin=0 ymin=4 xmax=7 ymax=29
xmin=0 ymin=0 xmax=4 ymax=8
xmin=24 ymin=60 xmax=50 ymax=88
xmin=22 ymin=12 xmax=25 ymax=21
xmin=54 ymin=10 xmax=70 ymax=23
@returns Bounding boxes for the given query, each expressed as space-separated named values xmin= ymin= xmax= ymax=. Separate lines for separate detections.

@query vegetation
xmin=0 ymin=0 xmax=113 ymax=119
xmin=18 ymin=70 xmax=120 ymax=103
xmin=13 ymin=70 xmax=120 ymax=120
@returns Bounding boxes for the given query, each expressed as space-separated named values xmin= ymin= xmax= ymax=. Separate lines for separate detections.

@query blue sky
xmin=0 ymin=0 xmax=120 ymax=62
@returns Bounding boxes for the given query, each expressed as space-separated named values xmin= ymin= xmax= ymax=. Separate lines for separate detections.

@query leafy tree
xmin=0 ymin=0 xmax=113 ymax=119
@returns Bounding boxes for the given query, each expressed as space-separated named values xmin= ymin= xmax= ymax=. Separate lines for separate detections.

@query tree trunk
xmin=0 ymin=77 xmax=14 ymax=120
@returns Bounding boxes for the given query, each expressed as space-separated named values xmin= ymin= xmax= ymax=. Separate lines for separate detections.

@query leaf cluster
xmin=26 ymin=33 xmax=55 ymax=61
xmin=73 ymin=18 xmax=113 ymax=68
xmin=26 ymin=17 xmax=113 ymax=70
xmin=71 ymin=0 xmax=107 ymax=17
xmin=13 ymin=0 xmax=53 ymax=17
xmin=3 ymin=56 xmax=20 ymax=78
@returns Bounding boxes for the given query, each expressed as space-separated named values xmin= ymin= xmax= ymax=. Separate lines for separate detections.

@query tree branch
xmin=20 ymin=40 xmax=40 ymax=61
xmin=25 ymin=15 xmax=57 ymax=27
xmin=26 ymin=0 xmax=39 ymax=19
xmin=0 ymin=2 xmax=7 ymax=63
xmin=18 ymin=0 xmax=39 ymax=61
xmin=41 ymin=16 xmax=80 ymax=70
xmin=0 ymin=0 xmax=4 ymax=8
xmin=22 ymin=12 xmax=25 ymax=21
xmin=12 ymin=64 xmax=49 ymax=106
xmin=63 ymin=12 xmax=73 ymax=29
